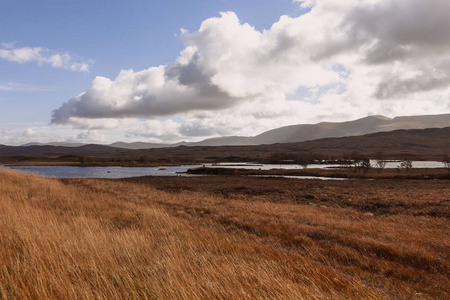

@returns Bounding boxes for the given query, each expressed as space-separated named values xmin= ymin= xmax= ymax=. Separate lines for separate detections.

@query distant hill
xmin=108 ymin=113 xmax=450 ymax=148
xmin=9 ymin=113 xmax=450 ymax=150
xmin=109 ymin=137 xmax=249 ymax=149
xmin=283 ymin=127 xmax=450 ymax=160
xmin=188 ymin=136 xmax=249 ymax=147
xmin=1 ymin=127 xmax=448 ymax=162
xmin=0 ymin=144 xmax=122 ymax=156
xmin=247 ymin=114 xmax=450 ymax=145
xmin=129 ymin=127 xmax=449 ymax=161
xmin=110 ymin=141 xmax=188 ymax=150
xmin=21 ymin=142 xmax=87 ymax=147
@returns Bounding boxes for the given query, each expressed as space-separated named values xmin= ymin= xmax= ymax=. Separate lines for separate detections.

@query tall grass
xmin=0 ymin=168 xmax=448 ymax=299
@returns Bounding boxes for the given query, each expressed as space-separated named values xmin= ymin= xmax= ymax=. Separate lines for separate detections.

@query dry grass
xmin=5 ymin=161 xmax=81 ymax=166
xmin=0 ymin=169 xmax=448 ymax=299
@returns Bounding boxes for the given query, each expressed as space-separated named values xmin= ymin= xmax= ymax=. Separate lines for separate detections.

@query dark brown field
xmin=186 ymin=166 xmax=450 ymax=180
xmin=121 ymin=175 xmax=450 ymax=218
xmin=1 ymin=168 xmax=449 ymax=299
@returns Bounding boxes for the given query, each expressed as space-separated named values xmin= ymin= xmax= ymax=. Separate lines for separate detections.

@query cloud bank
xmin=0 ymin=43 xmax=91 ymax=72
xmin=51 ymin=0 xmax=450 ymax=141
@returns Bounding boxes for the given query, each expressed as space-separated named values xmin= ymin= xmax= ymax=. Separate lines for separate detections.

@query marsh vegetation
xmin=0 ymin=169 xmax=448 ymax=299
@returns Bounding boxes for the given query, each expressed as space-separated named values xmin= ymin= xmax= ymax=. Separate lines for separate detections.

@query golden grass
xmin=5 ymin=161 xmax=81 ymax=166
xmin=0 ymin=168 xmax=448 ymax=299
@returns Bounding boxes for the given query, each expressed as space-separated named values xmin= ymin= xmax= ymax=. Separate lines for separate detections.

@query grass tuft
xmin=1 ymin=168 xmax=449 ymax=299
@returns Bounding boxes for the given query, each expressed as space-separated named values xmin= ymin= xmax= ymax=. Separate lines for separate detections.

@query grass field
xmin=0 ymin=168 xmax=449 ymax=299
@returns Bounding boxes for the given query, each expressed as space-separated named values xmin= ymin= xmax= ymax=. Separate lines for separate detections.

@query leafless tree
xmin=443 ymin=154 xmax=450 ymax=174
xmin=374 ymin=152 xmax=387 ymax=173
xmin=350 ymin=151 xmax=364 ymax=173
xmin=361 ymin=158 xmax=371 ymax=174
xmin=400 ymin=159 xmax=413 ymax=173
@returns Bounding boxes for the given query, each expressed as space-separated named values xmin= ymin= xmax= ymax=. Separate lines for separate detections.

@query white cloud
xmin=54 ymin=117 xmax=132 ymax=130
xmin=0 ymin=82 xmax=52 ymax=92
xmin=51 ymin=0 xmax=450 ymax=142
xmin=51 ymin=11 xmax=340 ymax=124
xmin=0 ymin=84 xmax=14 ymax=91
xmin=125 ymin=119 xmax=182 ymax=142
xmin=294 ymin=0 xmax=318 ymax=9
xmin=0 ymin=127 xmax=41 ymax=145
xmin=76 ymin=130 xmax=107 ymax=143
xmin=0 ymin=125 xmax=112 ymax=146
xmin=0 ymin=44 xmax=92 ymax=72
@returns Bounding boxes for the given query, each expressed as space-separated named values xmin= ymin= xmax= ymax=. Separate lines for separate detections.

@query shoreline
xmin=186 ymin=166 xmax=450 ymax=180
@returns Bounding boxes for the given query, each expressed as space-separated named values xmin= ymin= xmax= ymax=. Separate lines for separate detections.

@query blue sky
xmin=1 ymin=0 xmax=449 ymax=145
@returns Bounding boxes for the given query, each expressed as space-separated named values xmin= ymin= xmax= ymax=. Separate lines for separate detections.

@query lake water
xmin=1 ymin=160 xmax=445 ymax=179
xmin=251 ymin=175 xmax=348 ymax=181
xmin=204 ymin=160 xmax=445 ymax=170
xmin=1 ymin=165 xmax=348 ymax=180
xmin=1 ymin=165 xmax=202 ymax=179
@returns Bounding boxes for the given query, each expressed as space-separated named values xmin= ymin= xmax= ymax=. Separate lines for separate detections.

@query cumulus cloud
xmin=51 ymin=0 xmax=450 ymax=141
xmin=125 ymin=119 xmax=182 ymax=142
xmin=342 ymin=0 xmax=450 ymax=99
xmin=76 ymin=130 xmax=107 ymax=143
xmin=0 ymin=125 xmax=113 ymax=146
xmin=0 ymin=43 xmax=91 ymax=72
xmin=0 ymin=127 xmax=41 ymax=145
xmin=51 ymin=11 xmax=340 ymax=125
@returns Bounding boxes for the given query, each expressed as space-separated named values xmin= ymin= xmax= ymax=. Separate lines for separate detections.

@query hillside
xmin=16 ymin=114 xmax=450 ymax=150
xmin=128 ymin=127 xmax=450 ymax=162
xmin=104 ymin=113 xmax=450 ymax=148
xmin=248 ymin=114 xmax=450 ymax=145
xmin=110 ymin=141 xmax=186 ymax=149
xmin=1 ymin=127 xmax=448 ymax=164
xmin=21 ymin=142 xmax=87 ymax=147
xmin=105 ymin=114 xmax=450 ymax=149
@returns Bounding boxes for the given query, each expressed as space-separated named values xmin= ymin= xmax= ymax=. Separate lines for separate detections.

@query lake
xmin=1 ymin=165 xmax=201 ymax=179
xmin=1 ymin=165 xmax=349 ymax=180
xmin=203 ymin=160 xmax=446 ymax=170
xmin=1 ymin=160 xmax=445 ymax=179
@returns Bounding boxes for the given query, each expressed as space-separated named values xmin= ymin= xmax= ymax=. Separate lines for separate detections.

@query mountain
xmin=12 ymin=113 xmax=450 ymax=150
xmin=109 ymin=137 xmax=249 ymax=149
xmin=0 ymin=144 xmax=122 ymax=156
xmin=247 ymin=114 xmax=450 ymax=145
xmin=110 ymin=142 xmax=179 ymax=150
xmin=21 ymin=142 xmax=87 ymax=147
xmin=131 ymin=127 xmax=450 ymax=161
xmin=1 ymin=127 xmax=448 ymax=162
xmin=112 ymin=113 xmax=450 ymax=148
xmin=188 ymin=136 xmax=249 ymax=147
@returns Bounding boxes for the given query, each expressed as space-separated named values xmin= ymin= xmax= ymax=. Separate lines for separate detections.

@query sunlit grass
xmin=0 ymin=168 xmax=448 ymax=299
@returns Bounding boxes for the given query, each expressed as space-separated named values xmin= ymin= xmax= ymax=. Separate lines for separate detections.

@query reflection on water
xmin=251 ymin=175 xmax=348 ymax=181
xmin=1 ymin=160 xmax=445 ymax=179
xmin=2 ymin=165 xmax=202 ymax=179
xmin=205 ymin=163 xmax=340 ymax=170
xmin=205 ymin=161 xmax=445 ymax=170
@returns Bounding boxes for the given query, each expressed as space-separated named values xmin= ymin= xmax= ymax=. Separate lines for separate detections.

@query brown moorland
xmin=0 ymin=168 xmax=449 ymax=299
xmin=185 ymin=166 xmax=450 ymax=179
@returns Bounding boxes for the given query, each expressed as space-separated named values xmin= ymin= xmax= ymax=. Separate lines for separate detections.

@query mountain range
xmin=1 ymin=127 xmax=448 ymax=162
xmin=18 ymin=113 xmax=450 ymax=149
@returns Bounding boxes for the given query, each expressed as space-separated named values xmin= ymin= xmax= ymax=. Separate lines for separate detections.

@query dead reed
xmin=0 ymin=168 xmax=448 ymax=299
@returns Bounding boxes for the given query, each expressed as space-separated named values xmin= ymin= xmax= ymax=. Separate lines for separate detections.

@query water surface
xmin=1 ymin=160 xmax=445 ymax=179
xmin=2 ymin=165 xmax=201 ymax=179
xmin=204 ymin=161 xmax=445 ymax=170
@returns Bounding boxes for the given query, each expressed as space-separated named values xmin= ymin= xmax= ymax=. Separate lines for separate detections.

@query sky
xmin=1 ymin=0 xmax=449 ymax=145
